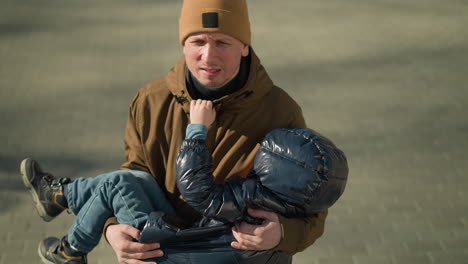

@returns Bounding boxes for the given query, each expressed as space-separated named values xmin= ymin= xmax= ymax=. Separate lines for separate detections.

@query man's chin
xmin=199 ymin=80 xmax=224 ymax=89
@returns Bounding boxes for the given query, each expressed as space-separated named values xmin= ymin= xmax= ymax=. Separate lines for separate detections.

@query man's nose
xmin=200 ymin=44 xmax=217 ymax=64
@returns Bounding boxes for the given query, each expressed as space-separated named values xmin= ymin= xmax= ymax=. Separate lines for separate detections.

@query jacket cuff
xmin=102 ymin=217 xmax=119 ymax=243
xmin=180 ymin=139 xmax=207 ymax=150
xmin=274 ymin=210 xmax=328 ymax=255
xmin=274 ymin=215 xmax=299 ymax=255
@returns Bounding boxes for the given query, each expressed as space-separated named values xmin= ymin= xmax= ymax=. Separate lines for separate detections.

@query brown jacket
xmin=119 ymin=50 xmax=327 ymax=255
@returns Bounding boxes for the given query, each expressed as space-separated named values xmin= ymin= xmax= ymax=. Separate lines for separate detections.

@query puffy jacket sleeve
xmin=120 ymin=92 xmax=150 ymax=173
xmin=176 ymin=139 xmax=251 ymax=223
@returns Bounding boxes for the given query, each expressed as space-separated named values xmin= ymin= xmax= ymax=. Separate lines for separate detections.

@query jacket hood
xmin=253 ymin=128 xmax=349 ymax=214
xmin=165 ymin=49 xmax=274 ymax=114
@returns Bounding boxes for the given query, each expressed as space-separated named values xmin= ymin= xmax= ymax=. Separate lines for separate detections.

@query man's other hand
xmin=106 ymin=224 xmax=163 ymax=264
xmin=231 ymin=208 xmax=282 ymax=250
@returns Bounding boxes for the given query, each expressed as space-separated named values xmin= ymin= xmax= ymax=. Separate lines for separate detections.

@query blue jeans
xmin=64 ymin=170 xmax=175 ymax=252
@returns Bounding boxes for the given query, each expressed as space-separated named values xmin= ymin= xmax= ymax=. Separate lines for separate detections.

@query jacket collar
xmin=166 ymin=49 xmax=274 ymax=114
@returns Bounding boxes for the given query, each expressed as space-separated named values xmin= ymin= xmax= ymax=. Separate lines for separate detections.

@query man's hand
xmin=106 ymin=224 xmax=163 ymax=264
xmin=231 ymin=208 xmax=282 ymax=250
xmin=190 ymin=99 xmax=216 ymax=127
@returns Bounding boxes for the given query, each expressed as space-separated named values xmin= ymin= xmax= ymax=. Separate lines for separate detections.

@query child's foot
xmin=20 ymin=158 xmax=70 ymax=221
xmin=39 ymin=236 xmax=87 ymax=264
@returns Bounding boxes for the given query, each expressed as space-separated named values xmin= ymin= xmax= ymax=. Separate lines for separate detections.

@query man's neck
xmin=187 ymin=54 xmax=251 ymax=101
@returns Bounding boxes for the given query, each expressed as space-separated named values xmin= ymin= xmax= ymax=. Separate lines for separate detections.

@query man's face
xmin=183 ymin=33 xmax=249 ymax=89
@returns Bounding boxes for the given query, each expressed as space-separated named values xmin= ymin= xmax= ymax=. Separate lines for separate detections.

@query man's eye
xmin=217 ymin=41 xmax=230 ymax=46
xmin=192 ymin=40 xmax=205 ymax=45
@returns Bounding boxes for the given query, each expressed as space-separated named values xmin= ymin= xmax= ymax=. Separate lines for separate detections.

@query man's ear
xmin=242 ymin=44 xmax=250 ymax=57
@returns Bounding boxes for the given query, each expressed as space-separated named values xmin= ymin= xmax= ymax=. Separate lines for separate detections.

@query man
xmin=23 ymin=0 xmax=327 ymax=263
xmin=106 ymin=1 xmax=326 ymax=263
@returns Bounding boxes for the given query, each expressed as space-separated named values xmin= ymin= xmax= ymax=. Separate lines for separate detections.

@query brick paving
xmin=1 ymin=0 xmax=467 ymax=263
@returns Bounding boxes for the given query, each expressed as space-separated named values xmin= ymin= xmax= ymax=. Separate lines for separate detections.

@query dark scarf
xmin=186 ymin=54 xmax=251 ymax=100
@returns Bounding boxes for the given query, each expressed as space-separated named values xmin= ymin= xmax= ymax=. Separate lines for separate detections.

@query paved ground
xmin=1 ymin=0 xmax=467 ymax=263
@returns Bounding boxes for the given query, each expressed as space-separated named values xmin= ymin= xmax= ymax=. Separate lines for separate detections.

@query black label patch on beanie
xmin=202 ymin=12 xmax=218 ymax=28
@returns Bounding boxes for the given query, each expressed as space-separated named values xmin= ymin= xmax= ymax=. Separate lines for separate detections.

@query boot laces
xmin=42 ymin=173 xmax=55 ymax=186
xmin=43 ymin=174 xmax=70 ymax=187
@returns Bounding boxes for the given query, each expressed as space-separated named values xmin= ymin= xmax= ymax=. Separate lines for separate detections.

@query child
xmin=174 ymin=100 xmax=348 ymax=225
xmin=21 ymin=100 xmax=347 ymax=264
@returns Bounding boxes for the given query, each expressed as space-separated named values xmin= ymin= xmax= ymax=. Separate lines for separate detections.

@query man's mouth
xmin=201 ymin=68 xmax=221 ymax=76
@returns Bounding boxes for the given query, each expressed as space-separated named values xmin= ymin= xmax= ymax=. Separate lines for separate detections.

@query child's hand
xmin=190 ymin=99 xmax=216 ymax=128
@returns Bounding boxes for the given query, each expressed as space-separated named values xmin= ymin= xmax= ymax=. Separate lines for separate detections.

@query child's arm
xmin=185 ymin=99 xmax=216 ymax=140
xmin=177 ymin=100 xmax=246 ymax=223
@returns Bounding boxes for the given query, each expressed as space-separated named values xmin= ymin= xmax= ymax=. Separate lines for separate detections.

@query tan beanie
xmin=179 ymin=0 xmax=251 ymax=45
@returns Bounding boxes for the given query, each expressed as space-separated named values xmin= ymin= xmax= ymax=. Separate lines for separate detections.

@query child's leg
xmin=64 ymin=169 xmax=175 ymax=253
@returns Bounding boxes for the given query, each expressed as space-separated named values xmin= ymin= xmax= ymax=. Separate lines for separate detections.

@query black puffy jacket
xmin=176 ymin=127 xmax=348 ymax=223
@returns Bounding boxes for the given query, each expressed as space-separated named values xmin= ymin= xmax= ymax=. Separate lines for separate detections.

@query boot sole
xmin=20 ymin=158 xmax=54 ymax=222
xmin=38 ymin=240 xmax=55 ymax=264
